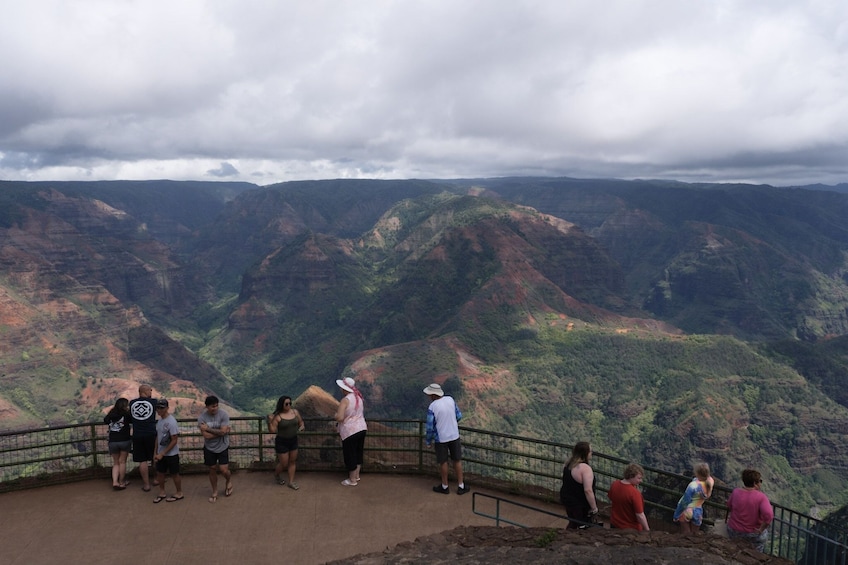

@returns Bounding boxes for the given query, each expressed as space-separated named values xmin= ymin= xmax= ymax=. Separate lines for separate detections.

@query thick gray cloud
xmin=2 ymin=0 xmax=848 ymax=186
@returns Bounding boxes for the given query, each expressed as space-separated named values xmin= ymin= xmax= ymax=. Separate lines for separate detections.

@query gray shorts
xmin=108 ymin=440 xmax=132 ymax=454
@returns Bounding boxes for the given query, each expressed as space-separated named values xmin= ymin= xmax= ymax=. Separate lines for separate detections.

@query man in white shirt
xmin=424 ymin=383 xmax=470 ymax=495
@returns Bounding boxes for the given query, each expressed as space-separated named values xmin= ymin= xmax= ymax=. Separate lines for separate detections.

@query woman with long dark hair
xmin=267 ymin=395 xmax=305 ymax=489
xmin=104 ymin=397 xmax=132 ymax=490
xmin=560 ymin=441 xmax=599 ymax=528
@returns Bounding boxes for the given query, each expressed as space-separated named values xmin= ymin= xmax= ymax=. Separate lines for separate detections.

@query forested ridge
xmin=1 ymin=177 xmax=848 ymax=515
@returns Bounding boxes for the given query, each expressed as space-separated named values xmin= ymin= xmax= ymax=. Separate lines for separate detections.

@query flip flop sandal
xmin=166 ymin=495 xmax=184 ymax=502
xmin=208 ymin=495 xmax=218 ymax=503
xmin=153 ymin=495 xmax=167 ymax=503
xmin=225 ymin=484 xmax=234 ymax=497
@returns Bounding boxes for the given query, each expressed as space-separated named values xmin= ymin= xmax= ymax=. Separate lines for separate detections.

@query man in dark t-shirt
xmin=129 ymin=384 xmax=157 ymax=491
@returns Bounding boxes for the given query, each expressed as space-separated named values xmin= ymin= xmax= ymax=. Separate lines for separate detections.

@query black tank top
xmin=560 ymin=465 xmax=595 ymax=508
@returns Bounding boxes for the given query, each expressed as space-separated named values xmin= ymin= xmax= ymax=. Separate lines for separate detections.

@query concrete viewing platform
xmin=0 ymin=470 xmax=568 ymax=565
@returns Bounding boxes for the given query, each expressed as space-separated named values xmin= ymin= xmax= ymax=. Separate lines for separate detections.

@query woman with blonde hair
xmin=560 ymin=441 xmax=599 ymax=529
xmin=673 ymin=462 xmax=715 ymax=534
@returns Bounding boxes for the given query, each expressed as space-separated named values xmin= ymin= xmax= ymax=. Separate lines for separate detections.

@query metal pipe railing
xmin=1 ymin=418 xmax=845 ymax=563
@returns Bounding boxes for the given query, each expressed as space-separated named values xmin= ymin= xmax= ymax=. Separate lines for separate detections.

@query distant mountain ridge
xmin=2 ymin=177 xmax=848 ymax=514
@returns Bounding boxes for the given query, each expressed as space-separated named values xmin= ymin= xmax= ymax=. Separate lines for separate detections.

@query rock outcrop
xmin=328 ymin=526 xmax=793 ymax=565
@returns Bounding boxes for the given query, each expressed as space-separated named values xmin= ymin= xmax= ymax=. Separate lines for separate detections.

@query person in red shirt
xmin=607 ymin=463 xmax=650 ymax=531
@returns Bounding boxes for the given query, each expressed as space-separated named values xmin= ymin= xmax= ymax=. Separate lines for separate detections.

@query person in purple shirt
xmin=727 ymin=469 xmax=774 ymax=552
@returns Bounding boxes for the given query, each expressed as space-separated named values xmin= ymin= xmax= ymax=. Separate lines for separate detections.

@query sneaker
xmin=275 ymin=476 xmax=285 ymax=486
xmin=288 ymin=482 xmax=299 ymax=490
xmin=433 ymin=485 xmax=450 ymax=495
xmin=341 ymin=479 xmax=357 ymax=486
xmin=456 ymin=485 xmax=471 ymax=495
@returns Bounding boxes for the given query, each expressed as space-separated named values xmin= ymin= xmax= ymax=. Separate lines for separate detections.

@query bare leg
xmin=287 ymin=451 xmax=298 ymax=484
xmin=140 ymin=461 xmax=151 ymax=489
xmin=221 ymin=464 xmax=233 ymax=495
xmin=111 ymin=452 xmax=121 ymax=487
xmin=208 ymin=465 xmax=219 ymax=499
xmin=118 ymin=452 xmax=129 ymax=485
xmin=279 ymin=453 xmax=290 ymax=482
xmin=173 ymin=474 xmax=183 ymax=498
xmin=454 ymin=460 xmax=464 ymax=487
xmin=439 ymin=461 xmax=449 ymax=486
xmin=156 ymin=471 xmax=167 ymax=497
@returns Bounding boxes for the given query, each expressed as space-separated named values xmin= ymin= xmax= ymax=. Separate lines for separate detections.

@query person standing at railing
xmin=335 ymin=377 xmax=367 ymax=486
xmin=673 ymin=462 xmax=714 ymax=535
xmin=560 ymin=441 xmax=599 ymax=529
xmin=267 ymin=395 xmax=305 ymax=490
xmin=104 ymin=397 xmax=132 ymax=490
xmin=726 ymin=469 xmax=774 ymax=552
xmin=129 ymin=384 xmax=158 ymax=492
xmin=607 ymin=463 xmax=650 ymax=531
xmin=198 ymin=395 xmax=233 ymax=502
xmin=424 ymin=383 xmax=470 ymax=495
xmin=152 ymin=398 xmax=183 ymax=502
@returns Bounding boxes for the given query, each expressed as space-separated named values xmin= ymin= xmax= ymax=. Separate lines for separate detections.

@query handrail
xmin=471 ymin=491 xmax=599 ymax=529
xmin=0 ymin=417 xmax=845 ymax=563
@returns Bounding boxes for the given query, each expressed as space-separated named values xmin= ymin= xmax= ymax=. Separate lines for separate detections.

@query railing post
xmin=257 ymin=417 xmax=265 ymax=464
xmin=89 ymin=423 xmax=99 ymax=469
xmin=418 ymin=420 xmax=424 ymax=472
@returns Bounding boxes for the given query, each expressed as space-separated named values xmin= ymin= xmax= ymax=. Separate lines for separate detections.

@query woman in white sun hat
xmin=335 ymin=377 xmax=367 ymax=486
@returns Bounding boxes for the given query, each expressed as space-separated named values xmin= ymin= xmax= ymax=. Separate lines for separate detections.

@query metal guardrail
xmin=1 ymin=418 xmax=845 ymax=563
xmin=471 ymin=491 xmax=599 ymax=529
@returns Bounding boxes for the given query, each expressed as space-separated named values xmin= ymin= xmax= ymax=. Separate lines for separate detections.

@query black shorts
xmin=275 ymin=435 xmax=298 ymax=454
xmin=155 ymin=454 xmax=180 ymax=475
xmin=204 ymin=447 xmax=230 ymax=467
xmin=132 ymin=435 xmax=156 ymax=463
xmin=434 ymin=439 xmax=462 ymax=464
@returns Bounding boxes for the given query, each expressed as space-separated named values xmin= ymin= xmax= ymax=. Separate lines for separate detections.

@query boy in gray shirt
xmin=153 ymin=398 xmax=183 ymax=502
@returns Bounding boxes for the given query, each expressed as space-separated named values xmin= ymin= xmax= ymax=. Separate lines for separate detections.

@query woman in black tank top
xmin=560 ymin=441 xmax=599 ymax=529
xmin=267 ymin=395 xmax=305 ymax=489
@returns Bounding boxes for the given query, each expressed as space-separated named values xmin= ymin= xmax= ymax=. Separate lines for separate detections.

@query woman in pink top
xmin=727 ymin=469 xmax=774 ymax=552
xmin=335 ymin=377 xmax=367 ymax=486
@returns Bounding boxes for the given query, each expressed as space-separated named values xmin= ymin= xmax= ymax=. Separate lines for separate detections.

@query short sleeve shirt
xmin=129 ymin=397 xmax=157 ymax=436
xmin=156 ymin=415 xmax=180 ymax=456
xmin=198 ymin=409 xmax=230 ymax=453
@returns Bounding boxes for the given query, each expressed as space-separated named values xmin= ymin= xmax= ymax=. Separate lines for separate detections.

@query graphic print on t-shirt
xmin=131 ymin=401 xmax=153 ymax=422
xmin=109 ymin=416 xmax=126 ymax=433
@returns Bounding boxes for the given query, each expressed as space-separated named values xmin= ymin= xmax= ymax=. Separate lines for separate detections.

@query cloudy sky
xmin=2 ymin=1 xmax=848 ymax=187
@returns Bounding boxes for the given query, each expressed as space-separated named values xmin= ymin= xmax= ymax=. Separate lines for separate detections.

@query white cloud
xmin=2 ymin=0 xmax=848 ymax=186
